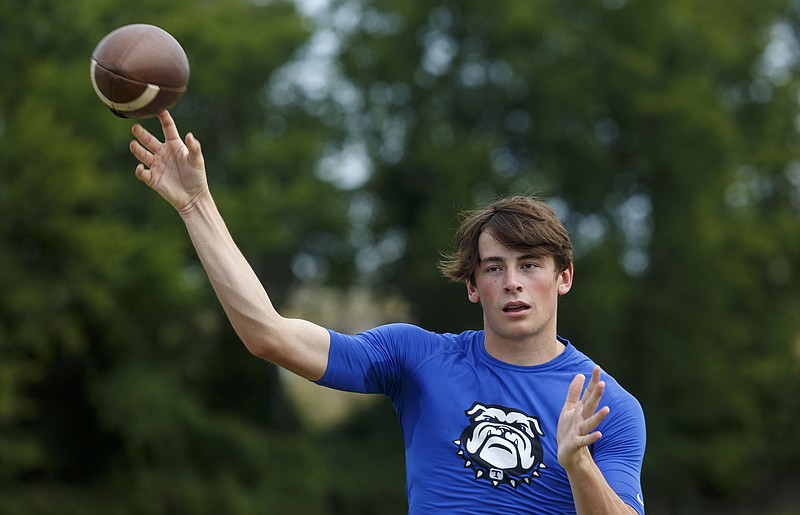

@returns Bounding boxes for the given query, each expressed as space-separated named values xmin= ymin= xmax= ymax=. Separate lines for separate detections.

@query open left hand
xmin=557 ymin=365 xmax=610 ymax=471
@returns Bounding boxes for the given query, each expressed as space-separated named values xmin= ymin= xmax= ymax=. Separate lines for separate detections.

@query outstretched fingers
xmin=564 ymin=373 xmax=586 ymax=407
xmin=578 ymin=367 xmax=609 ymax=440
xmin=581 ymin=366 xmax=606 ymax=418
xmin=184 ymin=132 xmax=205 ymax=170
xmin=130 ymin=137 xmax=153 ymax=168
xmin=129 ymin=111 xmax=181 ymax=169
xmin=133 ymin=162 xmax=150 ymax=185
xmin=581 ymin=405 xmax=610 ymax=437
xmin=129 ymin=124 xmax=160 ymax=187
xmin=557 ymin=366 xmax=612 ymax=469
xmin=131 ymin=123 xmax=162 ymax=155
xmin=157 ymin=110 xmax=181 ymax=142
xmin=562 ymin=367 xmax=610 ymax=438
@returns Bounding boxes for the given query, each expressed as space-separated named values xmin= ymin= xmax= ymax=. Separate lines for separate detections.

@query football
xmin=90 ymin=24 xmax=190 ymax=119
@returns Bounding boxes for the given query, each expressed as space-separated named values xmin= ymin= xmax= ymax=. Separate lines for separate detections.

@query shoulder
xmin=561 ymin=342 xmax=645 ymax=429
xmin=591 ymin=369 xmax=646 ymax=452
xmin=321 ymin=323 xmax=481 ymax=395
xmin=332 ymin=323 xmax=479 ymax=354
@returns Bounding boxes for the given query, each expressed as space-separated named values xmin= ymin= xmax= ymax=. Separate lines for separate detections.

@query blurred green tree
xmin=317 ymin=0 xmax=800 ymax=511
xmin=0 ymin=0 xmax=353 ymax=512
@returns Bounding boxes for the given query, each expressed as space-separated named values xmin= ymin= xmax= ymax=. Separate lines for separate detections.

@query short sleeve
xmin=315 ymin=323 xmax=426 ymax=397
xmin=592 ymin=389 xmax=647 ymax=514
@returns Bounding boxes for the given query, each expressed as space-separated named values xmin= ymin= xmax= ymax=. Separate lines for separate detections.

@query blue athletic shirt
xmin=316 ymin=323 xmax=646 ymax=514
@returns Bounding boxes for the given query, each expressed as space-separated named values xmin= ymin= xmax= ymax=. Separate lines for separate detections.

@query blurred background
xmin=2 ymin=0 xmax=799 ymax=513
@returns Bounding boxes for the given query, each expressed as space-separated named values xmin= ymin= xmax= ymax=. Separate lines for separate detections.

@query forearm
xmin=566 ymin=452 xmax=637 ymax=515
xmin=179 ymin=193 xmax=282 ymax=350
xmin=130 ymin=113 xmax=331 ymax=380
xmin=177 ymin=193 xmax=329 ymax=380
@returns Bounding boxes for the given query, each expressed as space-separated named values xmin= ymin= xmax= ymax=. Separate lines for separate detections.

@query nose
xmin=504 ymin=269 xmax=523 ymax=293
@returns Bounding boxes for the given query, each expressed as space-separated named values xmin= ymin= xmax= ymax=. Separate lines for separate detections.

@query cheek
xmin=470 ymin=277 xmax=502 ymax=304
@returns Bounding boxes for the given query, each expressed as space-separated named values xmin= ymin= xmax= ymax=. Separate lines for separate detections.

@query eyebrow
xmin=479 ymin=254 xmax=543 ymax=265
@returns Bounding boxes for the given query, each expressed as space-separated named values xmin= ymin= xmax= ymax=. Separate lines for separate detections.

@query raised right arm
xmin=129 ymin=111 xmax=330 ymax=381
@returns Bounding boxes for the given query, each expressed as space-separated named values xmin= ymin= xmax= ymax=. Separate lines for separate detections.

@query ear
xmin=557 ymin=262 xmax=574 ymax=296
xmin=466 ymin=278 xmax=481 ymax=304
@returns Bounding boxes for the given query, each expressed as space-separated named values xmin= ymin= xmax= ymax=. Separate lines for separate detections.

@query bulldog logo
xmin=453 ymin=402 xmax=546 ymax=488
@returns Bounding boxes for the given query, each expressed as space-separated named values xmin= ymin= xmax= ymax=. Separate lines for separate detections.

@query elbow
xmin=236 ymin=319 xmax=329 ymax=382
xmin=243 ymin=336 xmax=278 ymax=361
xmin=237 ymin=321 xmax=280 ymax=361
xmin=231 ymin=315 xmax=284 ymax=361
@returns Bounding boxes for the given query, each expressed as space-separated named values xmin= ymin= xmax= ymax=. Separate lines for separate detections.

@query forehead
xmin=477 ymin=231 xmax=550 ymax=261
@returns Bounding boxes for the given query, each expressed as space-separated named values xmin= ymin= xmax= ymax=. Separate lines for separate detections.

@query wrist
xmin=178 ymin=189 xmax=212 ymax=218
xmin=559 ymin=446 xmax=594 ymax=475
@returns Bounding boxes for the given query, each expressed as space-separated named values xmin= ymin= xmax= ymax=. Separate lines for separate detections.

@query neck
xmin=483 ymin=333 xmax=566 ymax=366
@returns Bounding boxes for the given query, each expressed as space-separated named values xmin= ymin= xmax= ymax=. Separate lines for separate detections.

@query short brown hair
xmin=438 ymin=196 xmax=573 ymax=283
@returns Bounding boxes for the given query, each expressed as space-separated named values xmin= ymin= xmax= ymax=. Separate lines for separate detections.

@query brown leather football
xmin=90 ymin=24 xmax=190 ymax=119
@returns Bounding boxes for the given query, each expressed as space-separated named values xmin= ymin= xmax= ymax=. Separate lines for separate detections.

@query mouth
xmin=486 ymin=440 xmax=515 ymax=453
xmin=502 ymin=302 xmax=530 ymax=313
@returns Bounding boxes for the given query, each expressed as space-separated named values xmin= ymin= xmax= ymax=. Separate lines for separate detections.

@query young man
xmin=129 ymin=111 xmax=646 ymax=514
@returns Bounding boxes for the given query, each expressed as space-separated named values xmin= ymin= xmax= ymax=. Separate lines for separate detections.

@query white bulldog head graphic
xmin=454 ymin=402 xmax=546 ymax=488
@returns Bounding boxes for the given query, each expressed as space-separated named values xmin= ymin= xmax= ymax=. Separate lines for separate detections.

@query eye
xmin=513 ymin=422 xmax=531 ymax=433
xmin=522 ymin=262 xmax=539 ymax=270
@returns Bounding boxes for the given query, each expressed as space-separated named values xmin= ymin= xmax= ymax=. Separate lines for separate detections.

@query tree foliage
xmin=1 ymin=0 xmax=354 ymax=512
xmin=323 ymin=0 xmax=800 ymax=511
